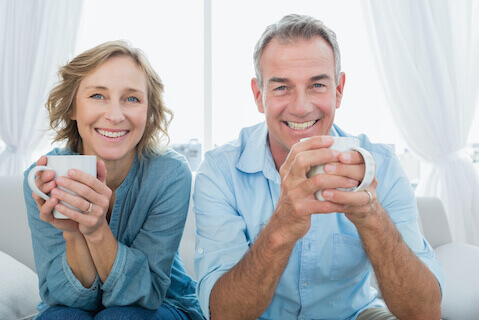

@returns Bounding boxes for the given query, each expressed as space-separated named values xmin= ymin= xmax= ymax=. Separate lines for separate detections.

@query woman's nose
xmin=104 ymin=100 xmax=125 ymax=123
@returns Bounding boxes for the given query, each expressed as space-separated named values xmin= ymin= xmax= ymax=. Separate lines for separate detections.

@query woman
xmin=23 ymin=41 xmax=204 ymax=320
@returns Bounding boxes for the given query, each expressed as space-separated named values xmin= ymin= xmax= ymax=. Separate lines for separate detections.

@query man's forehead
xmin=260 ymin=37 xmax=335 ymax=71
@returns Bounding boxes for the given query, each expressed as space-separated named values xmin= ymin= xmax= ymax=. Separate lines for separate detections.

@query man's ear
xmin=251 ymin=78 xmax=265 ymax=114
xmin=335 ymin=72 xmax=346 ymax=110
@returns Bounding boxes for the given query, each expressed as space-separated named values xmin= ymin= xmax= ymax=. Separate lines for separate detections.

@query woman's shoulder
xmin=135 ymin=148 xmax=192 ymax=187
xmin=144 ymin=148 xmax=191 ymax=174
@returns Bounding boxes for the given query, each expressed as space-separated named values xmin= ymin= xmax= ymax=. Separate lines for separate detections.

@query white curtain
xmin=361 ymin=0 xmax=479 ymax=245
xmin=0 ymin=0 xmax=83 ymax=175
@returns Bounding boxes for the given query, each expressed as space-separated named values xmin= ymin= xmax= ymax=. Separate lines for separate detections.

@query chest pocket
xmin=330 ymin=233 xmax=369 ymax=281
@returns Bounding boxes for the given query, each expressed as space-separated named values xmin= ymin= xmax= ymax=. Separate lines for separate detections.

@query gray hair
xmin=253 ymin=14 xmax=341 ymax=87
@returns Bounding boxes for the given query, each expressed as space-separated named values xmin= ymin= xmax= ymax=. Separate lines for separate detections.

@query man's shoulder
xmin=334 ymin=124 xmax=395 ymax=163
xmin=203 ymin=122 xmax=264 ymax=166
xmin=357 ymin=134 xmax=395 ymax=160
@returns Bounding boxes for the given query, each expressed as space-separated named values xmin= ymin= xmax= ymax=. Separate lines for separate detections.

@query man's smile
xmin=284 ymin=120 xmax=318 ymax=130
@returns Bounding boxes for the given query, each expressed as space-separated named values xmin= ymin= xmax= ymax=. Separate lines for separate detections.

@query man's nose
xmin=104 ymin=100 xmax=126 ymax=124
xmin=290 ymin=91 xmax=313 ymax=116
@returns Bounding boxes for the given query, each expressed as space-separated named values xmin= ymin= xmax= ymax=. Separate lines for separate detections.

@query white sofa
xmin=1 ymin=175 xmax=478 ymax=319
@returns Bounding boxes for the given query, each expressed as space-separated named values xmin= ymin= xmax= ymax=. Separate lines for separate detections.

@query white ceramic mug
xmin=28 ymin=155 xmax=97 ymax=219
xmin=305 ymin=137 xmax=376 ymax=201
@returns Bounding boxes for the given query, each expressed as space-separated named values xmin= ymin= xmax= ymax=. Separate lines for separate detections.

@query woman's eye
xmin=90 ymin=93 xmax=104 ymax=99
xmin=126 ymin=96 xmax=139 ymax=102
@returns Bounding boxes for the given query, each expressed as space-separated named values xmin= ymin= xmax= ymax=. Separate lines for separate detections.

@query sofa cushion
xmin=0 ymin=251 xmax=40 ymax=320
xmin=435 ymin=242 xmax=479 ymax=320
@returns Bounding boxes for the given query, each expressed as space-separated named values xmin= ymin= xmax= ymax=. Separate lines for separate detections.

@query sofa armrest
xmin=416 ymin=197 xmax=452 ymax=248
xmin=0 ymin=175 xmax=36 ymax=271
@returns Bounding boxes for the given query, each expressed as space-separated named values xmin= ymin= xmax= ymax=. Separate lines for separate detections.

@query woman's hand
xmin=32 ymin=156 xmax=80 ymax=233
xmin=51 ymin=160 xmax=112 ymax=238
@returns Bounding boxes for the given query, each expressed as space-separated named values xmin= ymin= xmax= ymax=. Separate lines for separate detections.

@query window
xmin=2 ymin=0 xmax=478 ymax=174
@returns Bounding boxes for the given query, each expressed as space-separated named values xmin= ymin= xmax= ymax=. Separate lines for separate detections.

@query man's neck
xmin=267 ymin=135 xmax=289 ymax=172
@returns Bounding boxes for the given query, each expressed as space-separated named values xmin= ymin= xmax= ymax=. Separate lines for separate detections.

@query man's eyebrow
xmin=268 ymin=77 xmax=289 ymax=83
xmin=310 ymin=74 xmax=331 ymax=82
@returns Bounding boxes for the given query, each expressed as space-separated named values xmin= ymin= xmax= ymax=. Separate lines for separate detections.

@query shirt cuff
xmin=61 ymin=252 xmax=101 ymax=294
xmin=100 ymin=241 xmax=127 ymax=292
xmin=395 ymin=219 xmax=445 ymax=300
xmin=197 ymin=269 xmax=228 ymax=320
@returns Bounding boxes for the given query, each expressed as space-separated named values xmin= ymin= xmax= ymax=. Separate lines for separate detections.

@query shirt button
xmin=92 ymin=286 xmax=97 ymax=291
xmin=197 ymin=248 xmax=204 ymax=254
xmin=301 ymin=315 xmax=306 ymax=319
xmin=303 ymin=283 xmax=308 ymax=287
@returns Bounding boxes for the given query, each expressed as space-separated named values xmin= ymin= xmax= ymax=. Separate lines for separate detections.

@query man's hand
xmin=271 ymin=136 xmax=360 ymax=245
xmin=320 ymin=150 xmax=380 ymax=228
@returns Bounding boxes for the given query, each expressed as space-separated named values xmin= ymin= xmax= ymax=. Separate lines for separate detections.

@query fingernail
xmin=68 ymin=169 xmax=76 ymax=176
xmin=323 ymin=136 xmax=334 ymax=143
xmin=51 ymin=188 xmax=59 ymax=195
xmin=324 ymin=163 xmax=336 ymax=173
xmin=331 ymin=149 xmax=340 ymax=157
xmin=342 ymin=152 xmax=351 ymax=162
xmin=323 ymin=190 xmax=333 ymax=199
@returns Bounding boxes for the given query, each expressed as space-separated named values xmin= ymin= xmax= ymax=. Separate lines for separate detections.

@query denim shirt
xmin=193 ymin=122 xmax=444 ymax=320
xmin=24 ymin=148 xmax=204 ymax=320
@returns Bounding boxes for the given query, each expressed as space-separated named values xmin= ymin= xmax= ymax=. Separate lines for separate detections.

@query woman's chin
xmin=94 ymin=150 xmax=132 ymax=163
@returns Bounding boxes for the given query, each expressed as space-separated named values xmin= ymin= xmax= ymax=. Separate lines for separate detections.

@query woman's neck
xmin=103 ymin=150 xmax=136 ymax=193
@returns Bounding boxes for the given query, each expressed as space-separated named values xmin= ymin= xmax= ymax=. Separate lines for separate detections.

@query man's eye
xmin=126 ymin=96 xmax=139 ymax=102
xmin=314 ymin=83 xmax=324 ymax=88
xmin=275 ymin=86 xmax=286 ymax=91
xmin=90 ymin=93 xmax=104 ymax=99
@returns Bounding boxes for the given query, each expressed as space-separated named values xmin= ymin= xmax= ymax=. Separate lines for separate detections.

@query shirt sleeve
xmin=193 ymin=153 xmax=250 ymax=319
xmin=101 ymin=158 xmax=192 ymax=309
xmin=376 ymin=149 xmax=445 ymax=297
xmin=23 ymin=168 xmax=102 ymax=310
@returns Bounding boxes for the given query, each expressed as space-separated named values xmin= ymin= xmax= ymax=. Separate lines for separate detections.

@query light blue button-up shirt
xmin=193 ymin=122 xmax=444 ymax=320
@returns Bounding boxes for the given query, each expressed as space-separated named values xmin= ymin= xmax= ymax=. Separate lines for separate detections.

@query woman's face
xmin=72 ymin=56 xmax=148 ymax=163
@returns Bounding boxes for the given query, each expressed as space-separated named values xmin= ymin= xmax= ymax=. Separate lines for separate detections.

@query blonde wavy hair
xmin=47 ymin=40 xmax=172 ymax=158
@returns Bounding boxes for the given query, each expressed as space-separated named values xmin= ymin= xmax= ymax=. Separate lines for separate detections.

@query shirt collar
xmin=235 ymin=122 xmax=342 ymax=184
xmin=235 ymin=122 xmax=280 ymax=183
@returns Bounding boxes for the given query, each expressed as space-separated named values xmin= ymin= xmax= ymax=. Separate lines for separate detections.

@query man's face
xmin=252 ymin=36 xmax=345 ymax=166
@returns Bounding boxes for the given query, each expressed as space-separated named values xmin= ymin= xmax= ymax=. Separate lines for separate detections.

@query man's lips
xmin=283 ymin=120 xmax=318 ymax=130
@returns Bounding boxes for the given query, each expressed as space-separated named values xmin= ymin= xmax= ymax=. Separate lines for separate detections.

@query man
xmin=194 ymin=14 xmax=443 ymax=320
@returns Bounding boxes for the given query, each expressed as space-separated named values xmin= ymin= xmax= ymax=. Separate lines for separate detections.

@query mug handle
xmin=28 ymin=166 xmax=53 ymax=201
xmin=349 ymin=147 xmax=376 ymax=191
xmin=336 ymin=147 xmax=376 ymax=193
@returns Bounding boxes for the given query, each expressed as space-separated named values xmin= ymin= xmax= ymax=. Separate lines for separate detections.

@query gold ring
xmin=84 ymin=202 xmax=93 ymax=214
